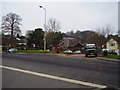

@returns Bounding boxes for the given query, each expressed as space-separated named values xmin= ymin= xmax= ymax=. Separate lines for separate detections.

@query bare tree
xmin=1 ymin=12 xmax=22 ymax=37
xmin=1 ymin=12 xmax=22 ymax=47
xmin=86 ymin=32 xmax=106 ymax=46
xmin=96 ymin=25 xmax=113 ymax=37
xmin=87 ymin=25 xmax=113 ymax=51
xmin=46 ymin=18 xmax=61 ymax=33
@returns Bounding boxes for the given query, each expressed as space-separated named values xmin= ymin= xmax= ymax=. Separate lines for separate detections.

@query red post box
xmin=56 ymin=45 xmax=60 ymax=53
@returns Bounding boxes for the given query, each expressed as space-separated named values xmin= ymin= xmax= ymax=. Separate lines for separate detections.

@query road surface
xmin=2 ymin=53 xmax=119 ymax=89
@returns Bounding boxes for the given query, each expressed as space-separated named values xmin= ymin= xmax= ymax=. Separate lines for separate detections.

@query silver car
xmin=7 ymin=48 xmax=18 ymax=53
xmin=74 ymin=50 xmax=81 ymax=54
xmin=64 ymin=50 xmax=73 ymax=53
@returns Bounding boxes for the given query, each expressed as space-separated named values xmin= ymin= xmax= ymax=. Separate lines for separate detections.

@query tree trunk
xmin=11 ymin=24 xmax=14 ymax=47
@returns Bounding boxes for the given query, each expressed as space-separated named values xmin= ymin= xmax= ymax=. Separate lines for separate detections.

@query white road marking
xmin=1 ymin=65 xmax=107 ymax=89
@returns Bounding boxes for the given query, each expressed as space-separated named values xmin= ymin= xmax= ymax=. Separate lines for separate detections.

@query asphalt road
xmin=2 ymin=53 xmax=119 ymax=89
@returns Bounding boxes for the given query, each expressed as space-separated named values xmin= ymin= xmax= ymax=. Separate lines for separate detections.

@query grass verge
xmin=104 ymin=55 xmax=120 ymax=60
xmin=15 ymin=50 xmax=56 ymax=53
xmin=15 ymin=50 xmax=74 ymax=54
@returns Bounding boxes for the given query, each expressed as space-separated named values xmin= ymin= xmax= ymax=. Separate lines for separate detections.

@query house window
xmin=109 ymin=43 xmax=115 ymax=46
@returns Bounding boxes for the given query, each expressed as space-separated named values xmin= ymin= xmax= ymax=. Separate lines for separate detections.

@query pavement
xmin=95 ymin=57 xmax=119 ymax=62
xmin=52 ymin=53 xmax=119 ymax=62
xmin=8 ymin=52 xmax=120 ymax=62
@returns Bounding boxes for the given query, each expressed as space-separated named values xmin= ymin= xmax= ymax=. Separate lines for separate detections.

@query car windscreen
xmin=86 ymin=45 xmax=95 ymax=49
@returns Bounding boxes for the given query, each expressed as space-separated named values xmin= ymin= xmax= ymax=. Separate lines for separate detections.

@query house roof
xmin=68 ymin=43 xmax=83 ymax=48
xmin=107 ymin=35 xmax=120 ymax=44
xmin=17 ymin=38 xmax=27 ymax=43
xmin=74 ymin=43 xmax=83 ymax=47
xmin=107 ymin=37 xmax=120 ymax=44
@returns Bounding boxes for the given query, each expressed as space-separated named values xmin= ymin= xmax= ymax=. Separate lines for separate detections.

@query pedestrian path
xmin=96 ymin=57 xmax=119 ymax=62
xmin=56 ymin=53 xmax=119 ymax=62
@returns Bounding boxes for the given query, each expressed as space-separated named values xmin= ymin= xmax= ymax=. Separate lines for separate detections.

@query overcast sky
xmin=0 ymin=1 xmax=118 ymax=35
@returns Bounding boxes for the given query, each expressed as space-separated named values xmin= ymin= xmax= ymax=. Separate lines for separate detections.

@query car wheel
xmin=85 ymin=54 xmax=88 ymax=57
xmin=95 ymin=54 xmax=97 ymax=57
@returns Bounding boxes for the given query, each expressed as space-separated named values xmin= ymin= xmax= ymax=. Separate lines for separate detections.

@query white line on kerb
xmin=1 ymin=65 xmax=107 ymax=89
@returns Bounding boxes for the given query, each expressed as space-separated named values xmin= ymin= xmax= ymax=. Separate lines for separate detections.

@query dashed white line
xmin=1 ymin=65 xmax=107 ymax=89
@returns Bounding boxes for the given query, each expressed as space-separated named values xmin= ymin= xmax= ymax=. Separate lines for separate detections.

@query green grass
xmin=15 ymin=50 xmax=74 ymax=54
xmin=104 ymin=55 xmax=120 ymax=60
xmin=15 ymin=50 xmax=56 ymax=53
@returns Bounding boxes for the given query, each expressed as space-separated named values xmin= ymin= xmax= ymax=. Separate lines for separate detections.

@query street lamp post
xmin=39 ymin=6 xmax=47 ymax=51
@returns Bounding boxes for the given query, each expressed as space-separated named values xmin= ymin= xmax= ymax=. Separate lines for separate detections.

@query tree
xmin=65 ymin=30 xmax=95 ymax=44
xmin=85 ymin=26 xmax=113 ymax=52
xmin=46 ymin=31 xmax=63 ymax=49
xmin=90 ymin=25 xmax=113 ymax=50
xmin=45 ymin=18 xmax=62 ymax=49
xmin=46 ymin=18 xmax=61 ymax=33
xmin=27 ymin=28 xmax=44 ymax=50
xmin=96 ymin=25 xmax=113 ymax=38
xmin=26 ymin=30 xmax=33 ymax=38
xmin=1 ymin=12 xmax=22 ymax=37
xmin=86 ymin=32 xmax=106 ymax=46
xmin=1 ymin=12 xmax=22 ymax=47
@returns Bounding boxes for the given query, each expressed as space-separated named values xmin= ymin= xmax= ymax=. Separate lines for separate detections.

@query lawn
xmin=104 ymin=55 xmax=120 ymax=60
xmin=16 ymin=50 xmax=74 ymax=54
xmin=16 ymin=50 xmax=56 ymax=53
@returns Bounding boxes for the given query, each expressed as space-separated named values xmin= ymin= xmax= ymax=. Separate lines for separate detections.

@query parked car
xmin=74 ymin=50 xmax=81 ymax=54
xmin=6 ymin=48 xmax=18 ymax=53
xmin=39 ymin=49 xmax=43 ymax=51
xmin=85 ymin=44 xmax=97 ymax=57
xmin=64 ymin=50 xmax=73 ymax=53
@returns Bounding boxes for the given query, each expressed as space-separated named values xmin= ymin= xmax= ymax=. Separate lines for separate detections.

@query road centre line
xmin=1 ymin=65 xmax=107 ymax=89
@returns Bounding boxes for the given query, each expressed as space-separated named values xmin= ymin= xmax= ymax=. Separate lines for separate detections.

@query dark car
xmin=85 ymin=44 xmax=97 ymax=57
xmin=85 ymin=48 xmax=97 ymax=57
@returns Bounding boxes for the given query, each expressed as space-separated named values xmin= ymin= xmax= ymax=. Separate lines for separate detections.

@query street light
xmin=39 ymin=5 xmax=47 ymax=51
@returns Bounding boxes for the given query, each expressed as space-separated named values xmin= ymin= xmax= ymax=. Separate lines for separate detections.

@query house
xmin=2 ymin=35 xmax=16 ymax=49
xmin=62 ymin=37 xmax=83 ymax=50
xmin=16 ymin=36 xmax=27 ymax=50
xmin=2 ymin=35 xmax=27 ymax=51
xmin=62 ymin=37 xmax=78 ymax=49
xmin=67 ymin=43 xmax=83 ymax=51
xmin=106 ymin=38 xmax=120 ymax=55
